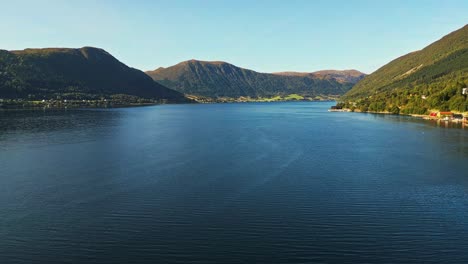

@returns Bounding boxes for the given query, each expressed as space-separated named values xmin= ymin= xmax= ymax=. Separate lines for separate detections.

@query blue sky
xmin=1 ymin=0 xmax=467 ymax=73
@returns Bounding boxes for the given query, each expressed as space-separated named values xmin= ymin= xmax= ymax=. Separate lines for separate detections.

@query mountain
xmin=146 ymin=60 xmax=365 ymax=100
xmin=341 ymin=24 xmax=468 ymax=114
xmin=273 ymin=69 xmax=366 ymax=84
xmin=0 ymin=47 xmax=188 ymax=102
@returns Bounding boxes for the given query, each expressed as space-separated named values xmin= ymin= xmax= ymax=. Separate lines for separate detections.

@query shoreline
xmin=0 ymin=102 xmax=163 ymax=111
xmin=0 ymin=97 xmax=196 ymax=111
xmin=186 ymin=94 xmax=340 ymax=103
xmin=193 ymin=99 xmax=336 ymax=104
xmin=0 ymin=98 xmax=336 ymax=110
xmin=331 ymin=107 xmax=468 ymax=124
xmin=0 ymin=103 xmax=160 ymax=111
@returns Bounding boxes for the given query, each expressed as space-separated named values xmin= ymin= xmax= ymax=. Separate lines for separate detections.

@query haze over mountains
xmin=0 ymin=47 xmax=188 ymax=102
xmin=341 ymin=24 xmax=468 ymax=114
xmin=146 ymin=60 xmax=365 ymax=99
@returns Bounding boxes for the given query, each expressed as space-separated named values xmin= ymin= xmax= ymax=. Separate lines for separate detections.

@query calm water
xmin=1 ymin=102 xmax=468 ymax=263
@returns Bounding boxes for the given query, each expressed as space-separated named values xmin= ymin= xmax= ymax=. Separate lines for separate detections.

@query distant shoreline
xmin=192 ymin=99 xmax=337 ymax=104
xmin=0 ymin=103 xmax=159 ymax=111
xmin=329 ymin=107 xmax=468 ymax=125
xmin=0 ymin=98 xmax=336 ymax=110
xmin=0 ymin=99 xmax=166 ymax=111
xmin=185 ymin=93 xmax=340 ymax=103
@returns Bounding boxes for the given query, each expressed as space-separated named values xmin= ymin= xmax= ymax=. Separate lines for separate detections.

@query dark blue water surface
xmin=1 ymin=102 xmax=468 ymax=263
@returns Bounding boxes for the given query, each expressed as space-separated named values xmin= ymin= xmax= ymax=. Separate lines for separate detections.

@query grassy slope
xmin=341 ymin=25 xmax=468 ymax=114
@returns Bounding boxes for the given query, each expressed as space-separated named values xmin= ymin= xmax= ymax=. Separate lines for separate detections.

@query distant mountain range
xmin=146 ymin=60 xmax=365 ymax=100
xmin=273 ymin=70 xmax=365 ymax=84
xmin=0 ymin=47 xmax=189 ymax=102
xmin=341 ymin=24 xmax=468 ymax=114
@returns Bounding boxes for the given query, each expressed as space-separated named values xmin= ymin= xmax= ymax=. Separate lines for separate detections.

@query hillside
xmin=0 ymin=47 xmax=188 ymax=103
xmin=146 ymin=60 xmax=365 ymax=100
xmin=274 ymin=69 xmax=365 ymax=84
xmin=341 ymin=24 xmax=468 ymax=114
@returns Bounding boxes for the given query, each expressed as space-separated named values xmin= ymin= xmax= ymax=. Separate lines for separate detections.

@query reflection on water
xmin=358 ymin=113 xmax=468 ymax=157
xmin=0 ymin=109 xmax=122 ymax=150
xmin=429 ymin=118 xmax=467 ymax=129
xmin=1 ymin=102 xmax=468 ymax=264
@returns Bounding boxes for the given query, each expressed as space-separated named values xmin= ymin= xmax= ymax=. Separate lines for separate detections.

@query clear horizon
xmin=1 ymin=0 xmax=467 ymax=74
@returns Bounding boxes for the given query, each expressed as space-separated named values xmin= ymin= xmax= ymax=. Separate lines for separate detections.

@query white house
xmin=463 ymin=88 xmax=468 ymax=95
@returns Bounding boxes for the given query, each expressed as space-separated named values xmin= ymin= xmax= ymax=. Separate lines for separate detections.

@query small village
xmin=423 ymin=87 xmax=468 ymax=122
xmin=424 ymin=111 xmax=468 ymax=123
xmin=330 ymin=87 xmax=468 ymax=126
xmin=414 ymin=87 xmax=468 ymax=124
xmin=329 ymin=107 xmax=468 ymax=125
xmin=0 ymin=97 xmax=167 ymax=109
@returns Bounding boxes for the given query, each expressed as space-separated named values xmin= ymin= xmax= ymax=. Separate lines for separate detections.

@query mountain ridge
xmin=146 ymin=60 xmax=365 ymax=99
xmin=273 ymin=69 xmax=366 ymax=83
xmin=0 ymin=47 xmax=189 ymax=102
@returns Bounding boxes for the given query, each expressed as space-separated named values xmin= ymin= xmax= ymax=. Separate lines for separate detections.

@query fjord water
xmin=1 ymin=102 xmax=468 ymax=264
